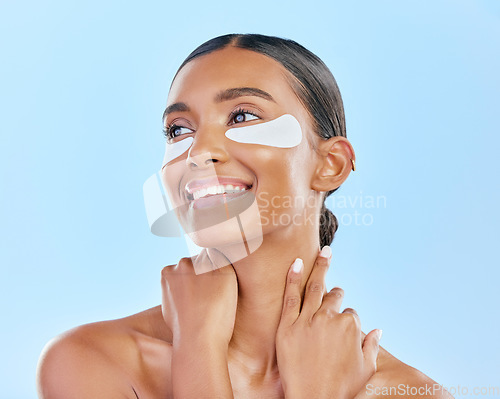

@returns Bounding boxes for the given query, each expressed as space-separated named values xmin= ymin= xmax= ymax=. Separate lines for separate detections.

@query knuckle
xmin=161 ymin=265 xmax=175 ymax=279
xmin=325 ymin=308 xmax=338 ymax=319
xmin=340 ymin=311 xmax=358 ymax=326
xmin=319 ymin=307 xmax=337 ymax=320
xmin=178 ymin=257 xmax=194 ymax=274
xmin=287 ymin=273 xmax=301 ymax=285
xmin=307 ymin=281 xmax=324 ymax=293
xmin=329 ymin=287 xmax=344 ymax=298
xmin=315 ymin=256 xmax=330 ymax=269
xmin=313 ymin=308 xmax=337 ymax=325
xmin=325 ymin=308 xmax=337 ymax=319
xmin=178 ymin=257 xmax=192 ymax=267
xmin=285 ymin=295 xmax=301 ymax=309
xmin=311 ymin=312 xmax=326 ymax=324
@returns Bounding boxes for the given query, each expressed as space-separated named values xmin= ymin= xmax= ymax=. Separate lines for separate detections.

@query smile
xmin=184 ymin=176 xmax=253 ymax=208
xmin=189 ymin=184 xmax=248 ymax=200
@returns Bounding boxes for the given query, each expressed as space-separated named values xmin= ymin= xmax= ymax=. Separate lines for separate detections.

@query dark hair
xmin=172 ymin=33 xmax=346 ymax=247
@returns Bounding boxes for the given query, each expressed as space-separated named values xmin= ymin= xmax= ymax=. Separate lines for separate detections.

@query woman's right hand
xmin=161 ymin=248 xmax=238 ymax=348
xmin=162 ymin=249 xmax=238 ymax=398
xmin=276 ymin=247 xmax=382 ymax=399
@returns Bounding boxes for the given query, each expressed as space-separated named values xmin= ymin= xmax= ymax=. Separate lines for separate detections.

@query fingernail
xmin=376 ymin=329 xmax=383 ymax=341
xmin=292 ymin=258 xmax=303 ymax=273
xmin=319 ymin=245 xmax=332 ymax=258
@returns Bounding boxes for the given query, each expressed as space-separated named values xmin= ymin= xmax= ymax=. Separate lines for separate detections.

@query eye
xmin=163 ymin=124 xmax=194 ymax=142
xmin=229 ymin=108 xmax=260 ymax=125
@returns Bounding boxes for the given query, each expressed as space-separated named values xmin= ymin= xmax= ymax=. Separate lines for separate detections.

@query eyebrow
xmin=162 ymin=87 xmax=276 ymax=122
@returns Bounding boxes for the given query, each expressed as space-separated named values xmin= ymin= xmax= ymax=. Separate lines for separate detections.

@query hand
xmin=161 ymin=248 xmax=238 ymax=348
xmin=276 ymin=247 xmax=382 ymax=399
xmin=162 ymin=249 xmax=237 ymax=398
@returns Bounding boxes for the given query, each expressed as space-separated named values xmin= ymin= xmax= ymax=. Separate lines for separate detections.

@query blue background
xmin=1 ymin=0 xmax=499 ymax=398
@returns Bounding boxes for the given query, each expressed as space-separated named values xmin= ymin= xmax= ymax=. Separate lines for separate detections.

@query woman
xmin=37 ymin=33 xmax=453 ymax=398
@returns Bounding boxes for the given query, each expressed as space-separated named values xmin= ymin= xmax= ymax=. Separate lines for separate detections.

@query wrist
xmin=284 ymin=386 xmax=349 ymax=399
xmin=173 ymin=332 xmax=229 ymax=354
xmin=171 ymin=336 xmax=233 ymax=399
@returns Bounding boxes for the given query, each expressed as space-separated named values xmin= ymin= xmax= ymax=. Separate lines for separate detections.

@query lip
xmin=184 ymin=176 xmax=253 ymax=195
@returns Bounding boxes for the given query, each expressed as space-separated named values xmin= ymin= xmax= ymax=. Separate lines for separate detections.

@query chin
xmin=185 ymin=199 xmax=265 ymax=263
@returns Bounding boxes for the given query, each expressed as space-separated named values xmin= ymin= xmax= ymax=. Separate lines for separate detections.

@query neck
xmin=226 ymin=220 xmax=321 ymax=380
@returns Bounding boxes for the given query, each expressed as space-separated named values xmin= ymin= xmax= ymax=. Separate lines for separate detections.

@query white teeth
xmin=190 ymin=184 xmax=249 ymax=200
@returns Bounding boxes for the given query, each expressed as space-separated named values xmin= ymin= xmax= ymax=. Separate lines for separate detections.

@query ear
xmin=311 ymin=137 xmax=355 ymax=192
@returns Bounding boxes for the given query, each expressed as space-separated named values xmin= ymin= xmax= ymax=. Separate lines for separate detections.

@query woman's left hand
xmin=276 ymin=247 xmax=382 ymax=399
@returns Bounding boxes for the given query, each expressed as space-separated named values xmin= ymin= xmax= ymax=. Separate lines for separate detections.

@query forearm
xmin=282 ymin=378 xmax=349 ymax=399
xmin=171 ymin=336 xmax=233 ymax=399
xmin=284 ymin=388 xmax=347 ymax=399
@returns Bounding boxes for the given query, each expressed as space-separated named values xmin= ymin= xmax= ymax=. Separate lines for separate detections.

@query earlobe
xmin=311 ymin=137 xmax=356 ymax=192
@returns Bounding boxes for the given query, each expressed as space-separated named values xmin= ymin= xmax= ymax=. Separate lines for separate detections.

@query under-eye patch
xmin=160 ymin=114 xmax=303 ymax=169
xmin=162 ymin=137 xmax=193 ymax=169
xmin=225 ymin=113 xmax=302 ymax=148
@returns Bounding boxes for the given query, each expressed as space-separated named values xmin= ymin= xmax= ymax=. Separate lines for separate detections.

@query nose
xmin=186 ymin=123 xmax=229 ymax=169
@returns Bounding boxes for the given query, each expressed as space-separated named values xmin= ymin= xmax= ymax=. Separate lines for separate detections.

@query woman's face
xmin=161 ymin=46 xmax=324 ymax=249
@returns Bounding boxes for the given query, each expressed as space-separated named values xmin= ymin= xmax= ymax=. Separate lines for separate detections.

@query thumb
xmin=278 ymin=258 xmax=304 ymax=329
xmin=362 ymin=328 xmax=382 ymax=373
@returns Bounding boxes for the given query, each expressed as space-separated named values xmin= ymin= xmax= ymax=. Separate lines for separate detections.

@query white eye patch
xmin=225 ymin=114 xmax=302 ymax=148
xmin=162 ymin=137 xmax=193 ymax=169
xmin=161 ymin=114 xmax=303 ymax=169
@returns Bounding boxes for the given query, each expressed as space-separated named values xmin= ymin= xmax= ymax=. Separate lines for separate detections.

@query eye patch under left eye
xmin=225 ymin=114 xmax=302 ymax=148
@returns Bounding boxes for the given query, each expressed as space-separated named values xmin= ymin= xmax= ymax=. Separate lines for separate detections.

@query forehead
xmin=167 ymin=47 xmax=298 ymax=105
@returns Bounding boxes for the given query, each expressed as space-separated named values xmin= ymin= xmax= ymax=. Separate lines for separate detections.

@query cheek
xmin=235 ymin=145 xmax=311 ymax=221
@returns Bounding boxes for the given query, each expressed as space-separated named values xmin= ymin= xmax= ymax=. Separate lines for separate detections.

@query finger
xmin=341 ymin=307 xmax=361 ymax=326
xmin=299 ymin=246 xmax=332 ymax=320
xmin=362 ymin=329 xmax=382 ymax=373
xmin=278 ymin=258 xmax=304 ymax=329
xmin=340 ymin=307 xmax=362 ymax=344
xmin=192 ymin=249 xmax=215 ymax=275
xmin=205 ymin=248 xmax=234 ymax=273
xmin=319 ymin=286 xmax=344 ymax=313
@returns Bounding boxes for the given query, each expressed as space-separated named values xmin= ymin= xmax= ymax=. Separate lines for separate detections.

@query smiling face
xmin=161 ymin=46 xmax=325 ymax=250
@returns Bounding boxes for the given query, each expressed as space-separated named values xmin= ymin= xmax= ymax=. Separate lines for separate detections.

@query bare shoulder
xmin=37 ymin=306 xmax=172 ymax=399
xmin=36 ymin=319 xmax=138 ymax=398
xmin=355 ymin=345 xmax=455 ymax=399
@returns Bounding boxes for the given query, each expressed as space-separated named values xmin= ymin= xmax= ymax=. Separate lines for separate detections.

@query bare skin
xmin=37 ymin=46 xmax=453 ymax=399
xmin=36 ymin=282 xmax=450 ymax=398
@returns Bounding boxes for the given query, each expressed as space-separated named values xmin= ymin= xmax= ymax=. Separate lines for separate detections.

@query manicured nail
xmin=319 ymin=245 xmax=332 ymax=258
xmin=376 ymin=329 xmax=383 ymax=341
xmin=292 ymin=258 xmax=303 ymax=273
